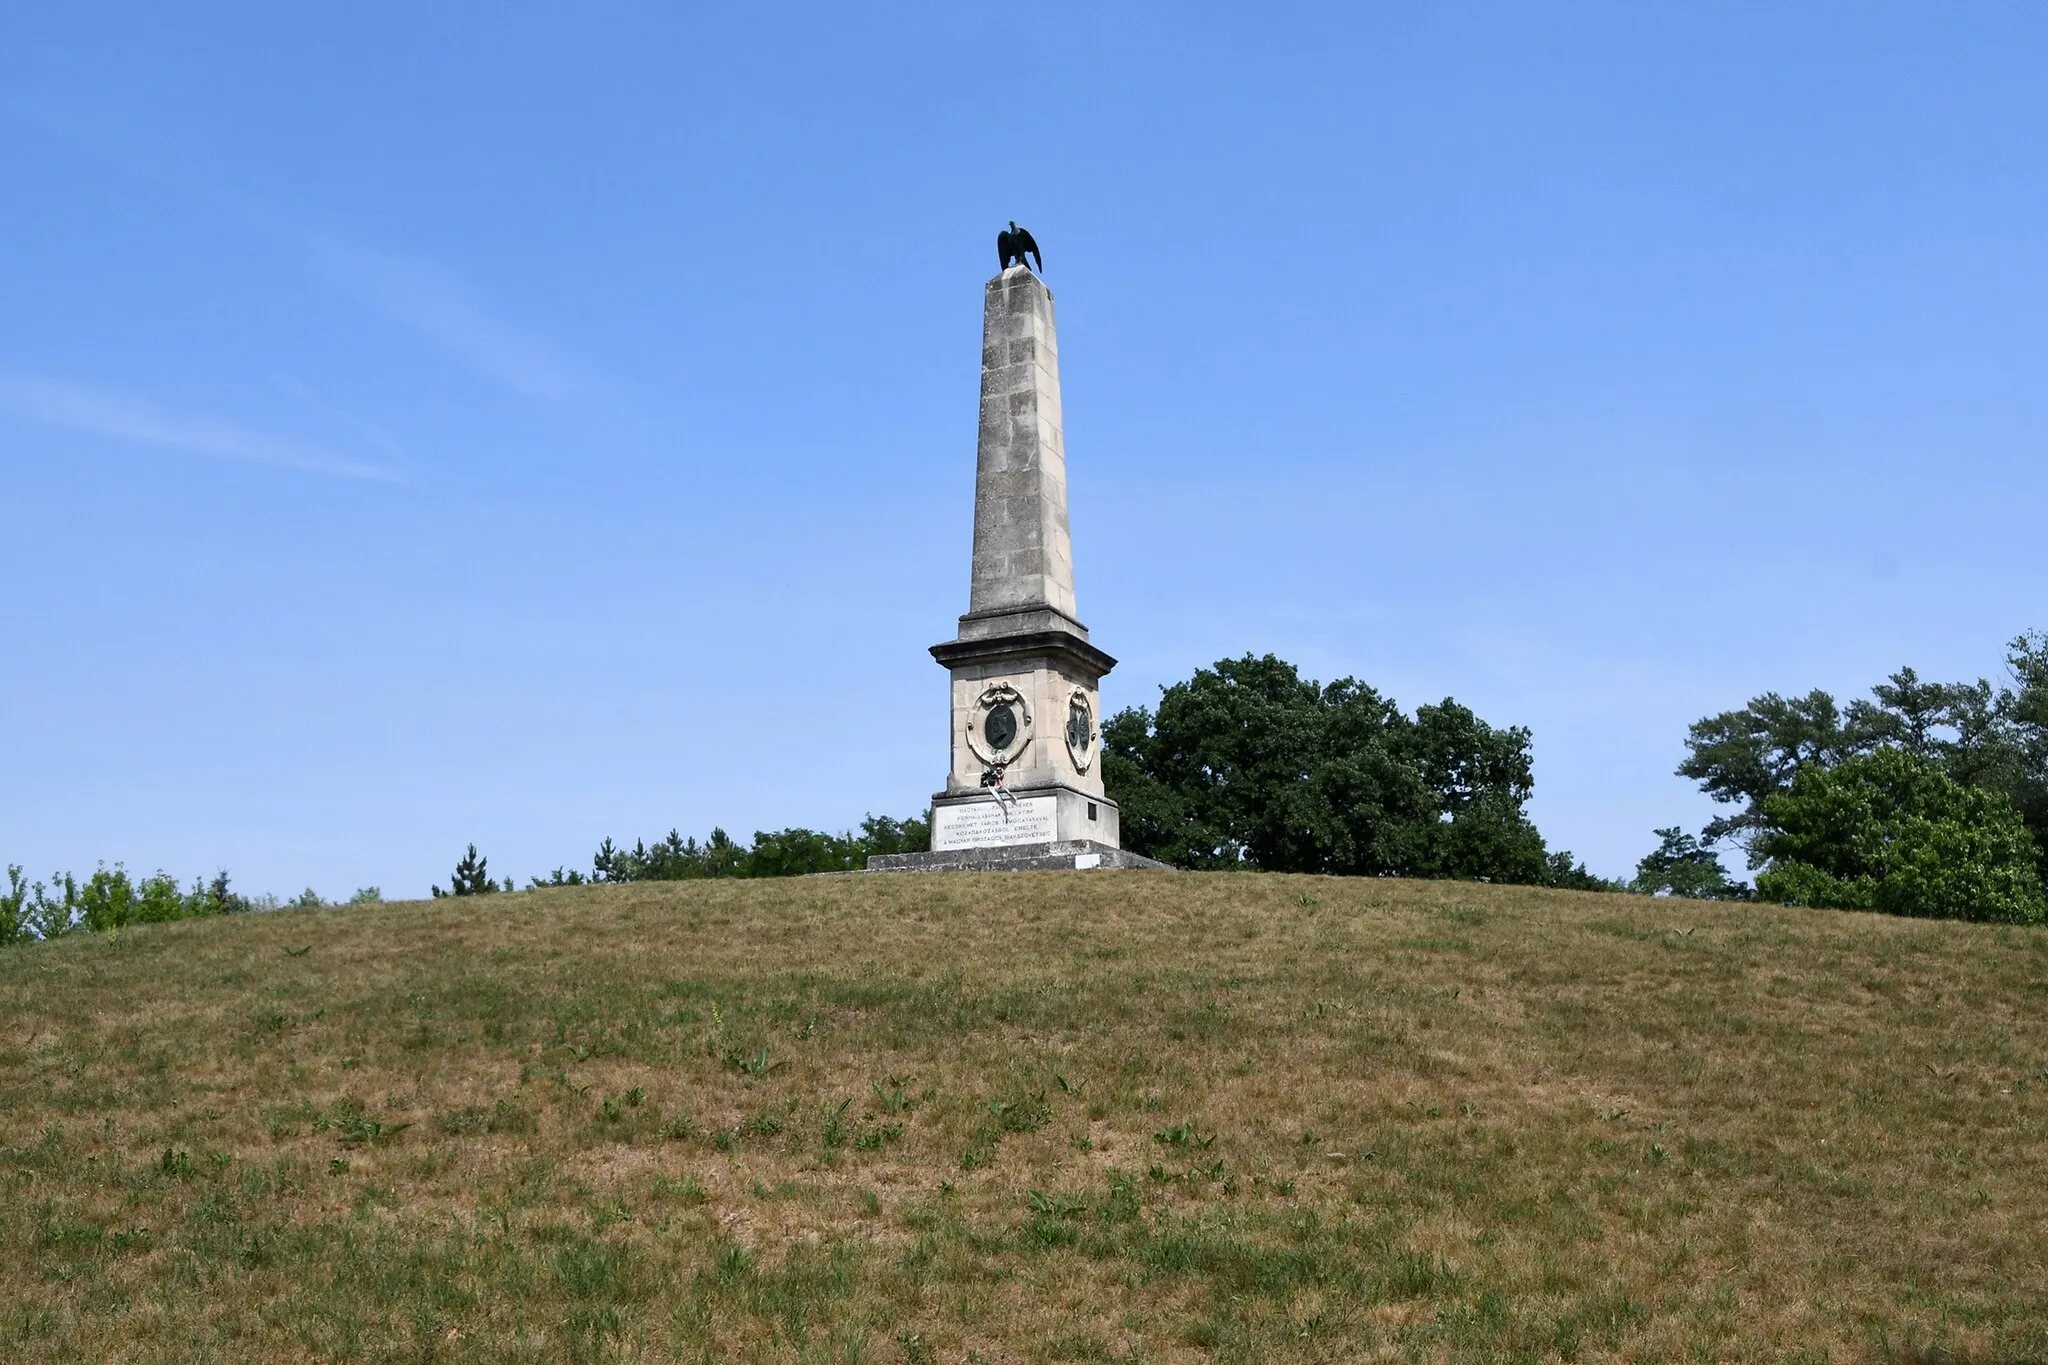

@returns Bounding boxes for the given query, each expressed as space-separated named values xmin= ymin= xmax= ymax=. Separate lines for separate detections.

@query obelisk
xmin=867 ymin=235 xmax=1167 ymax=874
xmin=869 ymin=245 xmax=1174 ymax=875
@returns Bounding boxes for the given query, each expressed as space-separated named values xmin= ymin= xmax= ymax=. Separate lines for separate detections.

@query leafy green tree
xmin=1104 ymin=654 xmax=1582 ymax=883
xmin=1632 ymin=828 xmax=1747 ymax=900
xmin=1753 ymin=749 xmax=2045 ymax=924
xmin=1680 ymin=636 xmax=2048 ymax=886
xmin=857 ymin=812 xmax=932 ymax=858
xmin=743 ymin=828 xmax=864 ymax=877
xmin=78 ymin=864 xmax=137 ymax=931
xmin=1677 ymin=689 xmax=1861 ymax=859
xmin=26 ymin=872 xmax=80 ymax=938
xmin=2 ymin=867 xmax=29 ymax=945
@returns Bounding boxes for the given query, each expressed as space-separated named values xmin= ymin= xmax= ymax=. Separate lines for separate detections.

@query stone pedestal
xmin=869 ymin=263 xmax=1144 ymax=873
xmin=868 ymin=841 xmax=1170 ymax=874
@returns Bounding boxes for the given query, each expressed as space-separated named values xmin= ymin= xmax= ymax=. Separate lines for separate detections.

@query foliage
xmin=1632 ymin=828 xmax=1748 ymax=900
xmin=744 ymin=828 xmax=867 ymax=877
xmin=347 ymin=887 xmax=384 ymax=904
xmin=1 ymin=862 xmax=247 ymax=942
xmin=208 ymin=871 xmax=253 ymax=915
xmin=594 ymin=829 xmax=747 ymax=882
xmin=433 ymin=844 xmax=499 ymax=898
xmin=1680 ymin=634 xmax=2048 ymax=882
xmin=1753 ymin=749 xmax=2045 ymax=924
xmin=1104 ymin=654 xmax=1592 ymax=884
xmin=1543 ymin=851 xmax=1626 ymax=892
xmin=1 ymin=867 xmax=29 ymax=945
xmin=589 ymin=812 xmax=932 ymax=883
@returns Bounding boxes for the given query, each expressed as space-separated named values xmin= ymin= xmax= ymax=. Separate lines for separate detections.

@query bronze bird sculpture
xmin=997 ymin=220 xmax=1042 ymax=274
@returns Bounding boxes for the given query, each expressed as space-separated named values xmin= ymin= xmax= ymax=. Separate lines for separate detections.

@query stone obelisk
xmin=869 ymin=254 xmax=1164 ymax=873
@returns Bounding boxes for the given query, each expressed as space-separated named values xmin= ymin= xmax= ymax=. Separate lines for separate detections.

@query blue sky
xmin=5 ymin=3 xmax=2045 ymax=897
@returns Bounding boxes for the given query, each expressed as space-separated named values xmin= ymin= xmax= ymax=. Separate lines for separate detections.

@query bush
xmin=1755 ymin=749 xmax=2046 ymax=924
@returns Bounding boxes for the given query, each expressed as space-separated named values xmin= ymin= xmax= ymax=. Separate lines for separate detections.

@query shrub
xmin=1755 ymin=748 xmax=2046 ymax=924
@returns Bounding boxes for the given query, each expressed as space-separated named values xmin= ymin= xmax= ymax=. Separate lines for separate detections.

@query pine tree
xmin=432 ymin=844 xmax=497 ymax=898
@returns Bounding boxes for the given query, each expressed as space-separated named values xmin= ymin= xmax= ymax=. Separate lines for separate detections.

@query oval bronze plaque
xmin=984 ymin=702 xmax=1018 ymax=752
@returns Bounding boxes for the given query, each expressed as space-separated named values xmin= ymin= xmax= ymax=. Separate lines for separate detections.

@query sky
xmin=4 ymin=3 xmax=2046 ymax=897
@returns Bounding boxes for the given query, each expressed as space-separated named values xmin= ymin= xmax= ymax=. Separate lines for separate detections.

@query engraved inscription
xmin=932 ymin=795 xmax=1058 ymax=850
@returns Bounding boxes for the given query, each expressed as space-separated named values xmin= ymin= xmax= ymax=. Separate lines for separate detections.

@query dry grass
xmin=2 ymin=871 xmax=2045 ymax=1363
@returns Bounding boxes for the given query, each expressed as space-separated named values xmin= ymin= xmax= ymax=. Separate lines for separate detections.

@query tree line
xmin=4 ymin=813 xmax=933 ymax=941
xmin=1 ymin=866 xmax=381 ymax=943
xmin=1103 ymin=635 xmax=2048 ymax=925
xmin=431 ymin=814 xmax=932 ymax=897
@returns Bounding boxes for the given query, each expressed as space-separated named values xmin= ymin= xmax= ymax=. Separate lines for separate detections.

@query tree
xmin=1 ymin=867 xmax=28 ymax=945
xmin=857 ymin=812 xmax=932 ymax=858
xmin=743 ymin=828 xmax=864 ymax=877
xmin=1104 ymin=654 xmax=1584 ymax=883
xmin=209 ymin=871 xmax=252 ymax=915
xmin=433 ymin=844 xmax=497 ymax=898
xmin=1753 ymin=749 xmax=2045 ymax=925
xmin=1676 ymin=689 xmax=1860 ymax=860
xmin=1679 ymin=633 xmax=2048 ymax=894
xmin=1631 ymin=828 xmax=1746 ymax=900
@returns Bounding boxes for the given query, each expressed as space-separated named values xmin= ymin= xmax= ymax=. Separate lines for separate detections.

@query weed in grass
xmin=712 ymin=1241 xmax=755 ymax=1287
xmin=653 ymin=1176 xmax=708 ymax=1205
xmin=853 ymin=1122 xmax=903 ymax=1152
xmin=335 ymin=1111 xmax=410 ymax=1146
xmin=821 ymin=1098 xmax=853 ymax=1150
xmin=871 ymin=1077 xmax=920 ymax=1114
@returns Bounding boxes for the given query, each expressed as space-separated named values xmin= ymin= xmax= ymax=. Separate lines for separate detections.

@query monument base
xmin=865 ymin=840 xmax=1171 ymax=874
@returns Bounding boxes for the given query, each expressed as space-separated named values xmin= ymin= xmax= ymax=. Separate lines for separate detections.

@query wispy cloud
xmin=271 ymin=371 xmax=410 ymax=463
xmin=0 ymin=375 xmax=403 ymax=482
xmin=313 ymin=239 xmax=594 ymax=403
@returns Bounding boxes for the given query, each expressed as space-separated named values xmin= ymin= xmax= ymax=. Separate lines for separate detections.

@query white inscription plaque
xmin=932 ymin=795 xmax=1058 ymax=851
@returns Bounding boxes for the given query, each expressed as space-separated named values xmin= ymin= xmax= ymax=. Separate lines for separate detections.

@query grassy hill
xmin=2 ymin=871 xmax=2044 ymax=1363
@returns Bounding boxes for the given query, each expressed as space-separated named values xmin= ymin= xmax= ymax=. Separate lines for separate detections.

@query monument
xmin=869 ymin=228 xmax=1168 ymax=873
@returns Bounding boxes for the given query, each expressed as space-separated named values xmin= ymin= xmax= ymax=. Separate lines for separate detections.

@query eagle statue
xmin=997 ymin=220 xmax=1043 ymax=275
